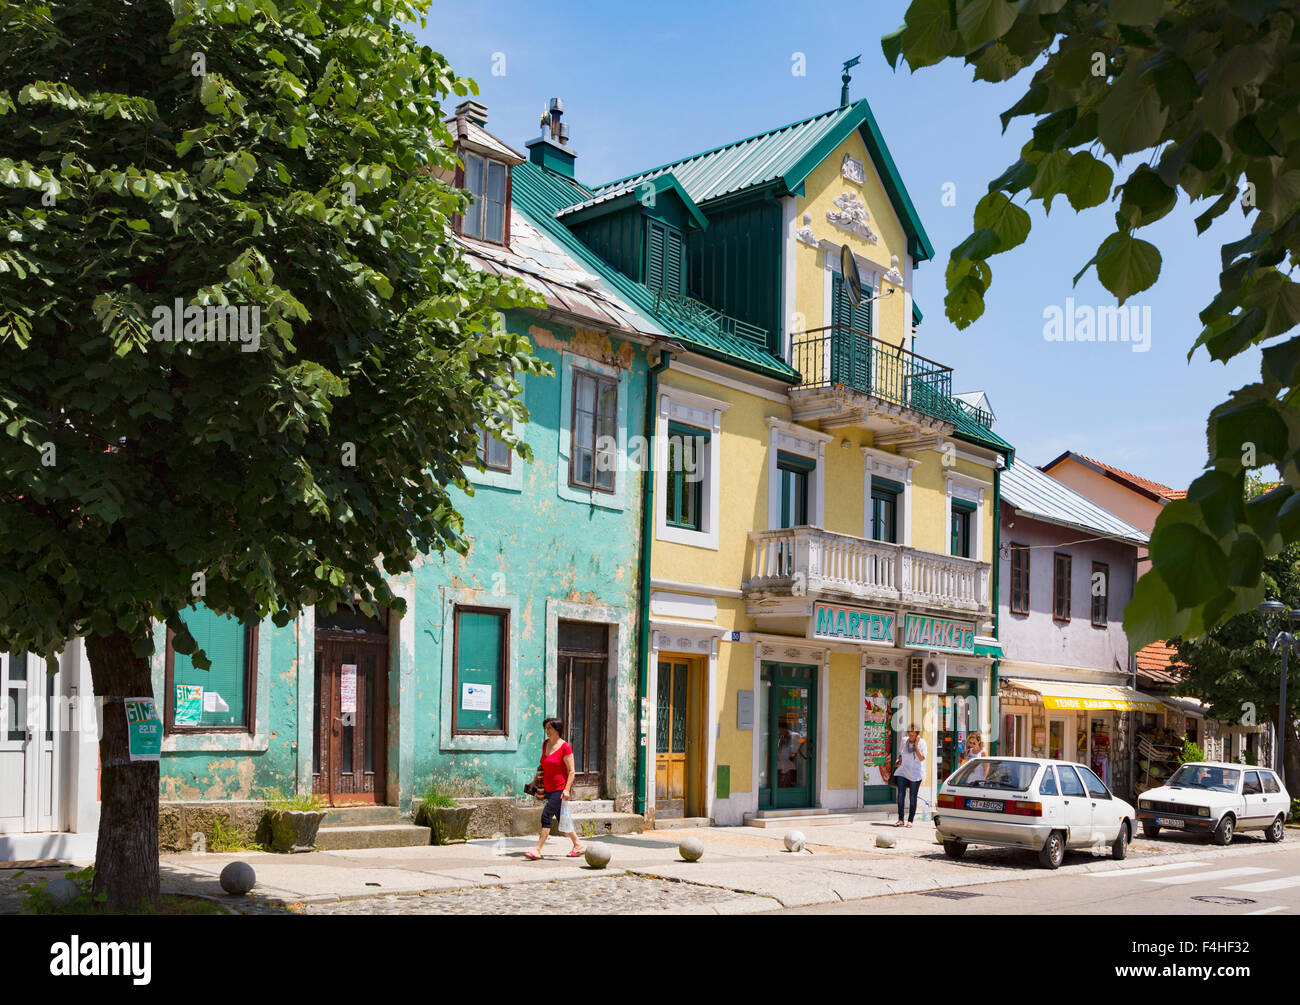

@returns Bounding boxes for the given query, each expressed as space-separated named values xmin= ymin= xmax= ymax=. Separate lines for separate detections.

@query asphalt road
xmin=772 ymin=842 xmax=1300 ymax=915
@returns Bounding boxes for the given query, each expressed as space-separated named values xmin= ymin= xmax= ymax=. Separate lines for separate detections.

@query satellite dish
xmin=840 ymin=243 xmax=863 ymax=309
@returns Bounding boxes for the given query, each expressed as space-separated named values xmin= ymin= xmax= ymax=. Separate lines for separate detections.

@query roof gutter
xmin=635 ymin=348 xmax=671 ymax=818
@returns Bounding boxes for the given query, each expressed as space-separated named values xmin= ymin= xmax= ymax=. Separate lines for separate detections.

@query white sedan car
xmin=934 ymin=757 xmax=1136 ymax=869
xmin=1137 ymin=761 xmax=1290 ymax=846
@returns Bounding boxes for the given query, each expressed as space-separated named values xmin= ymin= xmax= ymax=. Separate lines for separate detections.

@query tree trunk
xmin=86 ymin=631 xmax=159 ymax=912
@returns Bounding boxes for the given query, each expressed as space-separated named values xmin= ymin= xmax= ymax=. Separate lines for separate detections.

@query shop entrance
xmin=1048 ymin=716 xmax=1068 ymax=761
xmin=863 ymin=671 xmax=897 ymax=805
xmin=654 ymin=657 xmax=703 ymax=818
xmin=937 ymin=677 xmax=978 ymax=780
xmin=313 ymin=608 xmax=390 ymax=806
xmin=759 ymin=663 xmax=816 ymax=810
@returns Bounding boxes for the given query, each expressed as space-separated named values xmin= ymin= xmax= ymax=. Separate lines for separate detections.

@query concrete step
xmin=512 ymin=806 xmax=644 ymax=837
xmin=320 ymin=805 xmax=407 ymax=828
xmin=743 ymin=813 xmax=857 ymax=828
xmin=650 ymin=817 xmax=711 ymax=830
xmin=568 ymin=799 xmax=615 ymax=815
xmin=314 ymin=823 xmax=432 ymax=850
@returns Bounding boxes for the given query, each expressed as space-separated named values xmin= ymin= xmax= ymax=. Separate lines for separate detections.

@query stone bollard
xmin=783 ymin=829 xmax=806 ymax=852
xmin=679 ymin=836 xmax=704 ymax=862
xmin=584 ymin=843 xmax=612 ymax=869
xmin=45 ymin=878 xmax=80 ymax=908
xmin=220 ymin=861 xmax=257 ymax=895
xmin=875 ymin=832 xmax=897 ymax=849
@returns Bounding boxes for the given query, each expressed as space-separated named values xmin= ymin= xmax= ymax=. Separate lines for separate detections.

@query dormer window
xmin=462 ymin=152 xmax=508 ymax=243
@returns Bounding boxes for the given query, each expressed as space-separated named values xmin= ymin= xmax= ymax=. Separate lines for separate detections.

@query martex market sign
xmin=813 ymin=603 xmax=895 ymax=645
xmin=903 ymin=613 xmax=975 ymax=656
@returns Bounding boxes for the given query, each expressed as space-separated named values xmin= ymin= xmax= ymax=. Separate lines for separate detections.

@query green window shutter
xmin=455 ymin=608 xmax=506 ymax=732
xmin=645 ymin=221 xmax=666 ymax=291
xmin=665 ymin=227 xmax=684 ymax=294
xmin=173 ymin=604 xmax=248 ymax=727
xmin=776 ymin=450 xmax=816 ymax=473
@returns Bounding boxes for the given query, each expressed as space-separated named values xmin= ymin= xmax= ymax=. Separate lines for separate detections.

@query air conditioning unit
xmin=908 ymin=655 xmax=924 ymax=691
xmin=921 ymin=653 xmax=948 ymax=694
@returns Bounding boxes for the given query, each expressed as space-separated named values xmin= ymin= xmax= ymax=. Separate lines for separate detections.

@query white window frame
xmin=558 ymin=353 xmax=629 ymax=511
xmin=656 ymin=385 xmax=728 ymax=549
xmin=766 ymin=417 xmax=832 ymax=530
xmin=464 ymin=374 xmax=525 ymax=492
xmin=861 ymin=445 xmax=919 ymax=546
xmin=944 ymin=470 xmax=990 ymax=561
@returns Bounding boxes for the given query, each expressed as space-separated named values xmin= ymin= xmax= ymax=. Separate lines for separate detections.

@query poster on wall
xmin=340 ymin=663 xmax=357 ymax=715
xmin=462 ymin=683 xmax=492 ymax=711
xmin=174 ymin=684 xmax=203 ymax=726
xmin=123 ymin=697 xmax=161 ymax=762
xmin=862 ymin=690 xmax=893 ymax=786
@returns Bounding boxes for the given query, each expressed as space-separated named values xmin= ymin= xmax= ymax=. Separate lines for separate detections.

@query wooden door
xmin=557 ymin=653 xmax=606 ymax=792
xmin=655 ymin=660 xmax=690 ymax=818
xmin=313 ymin=632 xmax=388 ymax=805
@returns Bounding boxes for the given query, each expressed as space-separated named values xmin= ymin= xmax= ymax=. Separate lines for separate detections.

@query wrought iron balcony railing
xmin=788 ymin=324 xmax=957 ymax=424
xmin=651 ymin=289 xmax=769 ymax=349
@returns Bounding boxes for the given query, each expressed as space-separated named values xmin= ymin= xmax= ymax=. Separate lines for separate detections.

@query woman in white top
xmin=964 ymin=732 xmax=985 ymax=762
xmin=892 ymin=724 xmax=927 ymax=827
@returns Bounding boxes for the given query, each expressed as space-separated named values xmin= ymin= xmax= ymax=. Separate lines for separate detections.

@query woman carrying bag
xmin=525 ymin=717 xmax=585 ymax=860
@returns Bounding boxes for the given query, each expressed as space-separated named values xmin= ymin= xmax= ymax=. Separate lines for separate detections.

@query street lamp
xmin=1257 ymin=600 xmax=1300 ymax=779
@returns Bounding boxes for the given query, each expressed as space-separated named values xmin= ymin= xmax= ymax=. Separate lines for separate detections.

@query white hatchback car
xmin=1137 ymin=761 xmax=1290 ymax=846
xmin=934 ymin=757 xmax=1136 ymax=869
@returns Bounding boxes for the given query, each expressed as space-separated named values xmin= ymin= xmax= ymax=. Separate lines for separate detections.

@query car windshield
xmin=948 ymin=759 xmax=1038 ymax=792
xmin=1167 ymin=764 xmax=1240 ymax=792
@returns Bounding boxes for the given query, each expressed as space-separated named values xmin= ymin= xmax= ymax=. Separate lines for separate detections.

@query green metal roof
xmin=511 ymin=161 xmax=799 ymax=382
xmin=950 ymin=404 xmax=1015 ymax=461
xmin=556 ymin=171 xmax=710 ymax=232
xmin=589 ymin=99 xmax=935 ymax=262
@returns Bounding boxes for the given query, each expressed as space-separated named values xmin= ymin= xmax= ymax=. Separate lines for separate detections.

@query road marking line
xmin=1090 ymin=861 xmax=1209 ymax=878
xmin=1223 ymin=876 xmax=1300 ymax=893
xmin=1147 ymin=867 xmax=1275 ymax=886
xmin=1246 ymin=905 xmax=1288 ymax=915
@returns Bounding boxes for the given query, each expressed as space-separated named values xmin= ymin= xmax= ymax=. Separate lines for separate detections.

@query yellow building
xmin=523 ymin=88 xmax=1014 ymax=825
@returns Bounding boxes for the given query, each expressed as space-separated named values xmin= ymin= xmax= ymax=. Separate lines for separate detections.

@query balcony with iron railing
xmin=652 ymin=289 xmax=769 ymax=349
xmin=788 ymin=324 xmax=966 ymax=427
xmin=744 ymin=526 xmax=990 ymax=617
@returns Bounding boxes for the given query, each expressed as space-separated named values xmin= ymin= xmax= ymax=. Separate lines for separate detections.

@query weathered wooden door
xmin=557 ymin=654 xmax=606 ymax=793
xmin=314 ymin=632 xmax=388 ymax=805
xmin=655 ymin=660 xmax=690 ymax=818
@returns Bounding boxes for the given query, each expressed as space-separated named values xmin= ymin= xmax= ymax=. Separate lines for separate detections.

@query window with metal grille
xmin=1053 ymin=553 xmax=1072 ymax=621
xmin=1009 ymin=543 xmax=1030 ymax=614
xmin=569 ymin=369 xmax=617 ymax=493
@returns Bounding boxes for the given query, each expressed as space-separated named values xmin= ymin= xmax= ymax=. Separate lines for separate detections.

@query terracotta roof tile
xmin=1042 ymin=451 xmax=1187 ymax=502
xmin=1135 ymin=641 xmax=1185 ymax=685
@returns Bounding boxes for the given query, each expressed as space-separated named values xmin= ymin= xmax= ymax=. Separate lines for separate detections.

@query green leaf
xmin=957 ymin=0 xmax=1019 ymax=49
xmin=1108 ymin=0 xmax=1168 ymax=26
xmin=950 ymin=228 xmax=1001 ymax=262
xmin=1149 ymin=520 xmax=1230 ymax=610
xmin=1092 ymin=232 xmax=1161 ymax=303
xmin=1061 ymin=152 xmax=1113 ymax=210
xmin=1118 ymin=165 xmax=1177 ymax=226
xmin=1123 ymin=569 xmax=1191 ymax=652
xmin=900 ymin=0 xmax=962 ymax=70
xmin=1097 ymin=63 xmax=1169 ymax=157
xmin=972 ymin=191 xmax=1031 ymax=252
xmin=881 ymin=25 xmax=906 ymax=69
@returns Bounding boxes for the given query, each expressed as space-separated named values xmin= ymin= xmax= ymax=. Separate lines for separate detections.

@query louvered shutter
xmin=173 ymin=604 xmax=248 ymax=726
xmin=664 ymin=227 xmax=683 ymax=294
xmin=830 ymin=273 xmax=872 ymax=389
xmin=645 ymin=222 xmax=666 ymax=291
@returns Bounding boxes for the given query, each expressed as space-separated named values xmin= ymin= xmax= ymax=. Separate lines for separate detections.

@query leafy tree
xmin=883 ymin=0 xmax=1300 ymax=651
xmin=1171 ymin=542 xmax=1300 ymax=790
xmin=0 ymin=0 xmax=543 ymax=909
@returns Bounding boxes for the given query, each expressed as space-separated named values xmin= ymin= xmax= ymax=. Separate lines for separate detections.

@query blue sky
xmin=420 ymin=0 xmax=1262 ymax=490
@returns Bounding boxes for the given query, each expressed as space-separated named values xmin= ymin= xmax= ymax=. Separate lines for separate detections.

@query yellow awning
xmin=1003 ymin=678 xmax=1163 ymax=714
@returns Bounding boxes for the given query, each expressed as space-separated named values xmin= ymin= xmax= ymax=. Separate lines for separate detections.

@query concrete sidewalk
xmin=149 ymin=819 xmax=1296 ymax=913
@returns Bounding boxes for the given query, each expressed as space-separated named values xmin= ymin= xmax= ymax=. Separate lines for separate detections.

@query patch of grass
xmin=17 ymin=868 xmax=228 ymax=915
xmin=263 ymin=787 xmax=325 ymax=813
xmin=210 ymin=816 xmax=266 ymax=853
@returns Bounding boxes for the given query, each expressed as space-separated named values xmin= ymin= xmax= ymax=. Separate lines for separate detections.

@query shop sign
xmin=1043 ymin=696 xmax=1162 ymax=713
xmin=902 ymin=613 xmax=975 ymax=655
xmin=812 ymin=603 xmax=895 ymax=646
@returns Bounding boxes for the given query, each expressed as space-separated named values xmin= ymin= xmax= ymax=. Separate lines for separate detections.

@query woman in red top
xmin=526 ymin=717 xmax=585 ymax=859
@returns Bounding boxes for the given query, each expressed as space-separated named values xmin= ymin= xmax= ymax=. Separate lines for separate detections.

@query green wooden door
xmin=758 ymin=664 xmax=816 ymax=809
xmin=831 ymin=272 xmax=872 ymax=391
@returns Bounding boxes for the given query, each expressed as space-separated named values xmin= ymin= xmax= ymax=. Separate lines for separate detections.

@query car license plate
xmin=1156 ymin=817 xmax=1185 ymax=828
xmin=966 ymin=799 xmax=1004 ymax=812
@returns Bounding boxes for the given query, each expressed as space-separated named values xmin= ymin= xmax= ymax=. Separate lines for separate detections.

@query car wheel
xmin=1111 ymin=821 xmax=1130 ymax=860
xmin=1212 ymin=813 xmax=1235 ymax=847
xmin=1265 ymin=814 xmax=1285 ymax=843
xmin=1141 ymin=821 xmax=1161 ymax=839
xmin=1038 ymin=830 xmax=1065 ymax=869
xmin=943 ymin=840 xmax=967 ymax=860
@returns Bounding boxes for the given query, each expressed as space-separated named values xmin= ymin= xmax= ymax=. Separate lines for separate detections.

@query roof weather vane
xmin=841 ymin=54 xmax=861 ymax=108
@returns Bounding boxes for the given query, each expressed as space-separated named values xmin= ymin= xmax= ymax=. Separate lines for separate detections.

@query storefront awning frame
xmin=1001 ymin=678 xmax=1163 ymax=714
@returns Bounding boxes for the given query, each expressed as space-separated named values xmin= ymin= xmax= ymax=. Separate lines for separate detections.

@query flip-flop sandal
xmin=524 ymin=852 xmax=542 ymax=860
xmin=567 ymin=849 xmax=585 ymax=857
